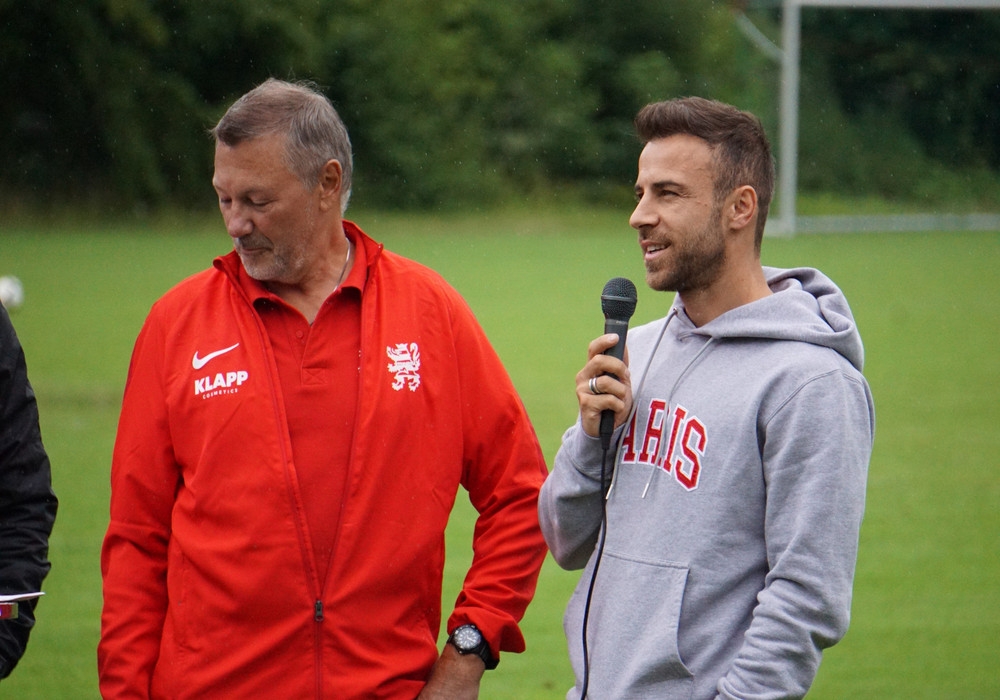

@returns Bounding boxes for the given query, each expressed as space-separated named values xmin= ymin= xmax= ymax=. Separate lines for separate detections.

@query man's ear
xmin=726 ymin=185 xmax=758 ymax=232
xmin=317 ymin=159 xmax=344 ymax=212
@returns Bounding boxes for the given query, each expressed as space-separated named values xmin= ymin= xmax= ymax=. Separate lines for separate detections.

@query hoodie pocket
xmin=566 ymin=549 xmax=693 ymax=699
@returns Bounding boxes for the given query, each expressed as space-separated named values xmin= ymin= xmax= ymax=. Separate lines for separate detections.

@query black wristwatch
xmin=447 ymin=623 xmax=498 ymax=670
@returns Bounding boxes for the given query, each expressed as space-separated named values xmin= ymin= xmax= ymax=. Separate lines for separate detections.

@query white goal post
xmin=769 ymin=0 xmax=1000 ymax=235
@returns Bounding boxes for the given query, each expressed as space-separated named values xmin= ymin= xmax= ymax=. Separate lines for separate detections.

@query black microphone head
xmin=601 ymin=277 xmax=637 ymax=321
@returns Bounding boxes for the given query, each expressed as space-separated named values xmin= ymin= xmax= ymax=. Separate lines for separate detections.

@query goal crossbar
xmin=770 ymin=0 xmax=1000 ymax=235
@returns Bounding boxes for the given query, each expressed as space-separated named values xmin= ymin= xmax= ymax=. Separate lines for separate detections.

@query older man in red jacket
xmin=99 ymin=79 xmax=548 ymax=699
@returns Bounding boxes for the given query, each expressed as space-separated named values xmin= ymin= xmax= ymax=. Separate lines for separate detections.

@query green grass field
xmin=2 ymin=207 xmax=998 ymax=697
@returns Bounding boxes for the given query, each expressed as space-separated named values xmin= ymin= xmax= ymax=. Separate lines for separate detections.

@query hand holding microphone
xmin=598 ymin=278 xmax=637 ymax=449
xmin=578 ymin=278 xmax=638 ymax=451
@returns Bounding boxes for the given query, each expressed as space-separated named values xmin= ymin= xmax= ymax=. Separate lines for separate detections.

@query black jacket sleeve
xmin=0 ymin=304 xmax=57 ymax=679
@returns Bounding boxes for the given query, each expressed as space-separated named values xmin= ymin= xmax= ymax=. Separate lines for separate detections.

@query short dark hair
xmin=635 ymin=97 xmax=774 ymax=248
xmin=212 ymin=78 xmax=354 ymax=213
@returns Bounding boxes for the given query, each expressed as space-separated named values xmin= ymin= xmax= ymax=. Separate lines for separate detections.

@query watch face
xmin=453 ymin=625 xmax=482 ymax=651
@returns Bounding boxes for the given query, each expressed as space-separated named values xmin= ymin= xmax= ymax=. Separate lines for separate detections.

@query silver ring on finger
xmin=588 ymin=376 xmax=603 ymax=395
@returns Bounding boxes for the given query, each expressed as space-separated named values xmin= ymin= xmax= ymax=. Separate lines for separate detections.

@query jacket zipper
xmin=314 ymin=599 xmax=324 ymax=699
xmin=226 ymin=240 xmax=383 ymax=699
xmin=239 ymin=285 xmax=325 ymax=698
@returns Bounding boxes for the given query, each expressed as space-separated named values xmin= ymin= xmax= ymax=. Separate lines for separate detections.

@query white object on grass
xmin=0 ymin=275 xmax=25 ymax=310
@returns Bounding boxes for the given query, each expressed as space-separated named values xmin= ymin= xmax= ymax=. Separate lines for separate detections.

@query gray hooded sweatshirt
xmin=539 ymin=267 xmax=874 ymax=700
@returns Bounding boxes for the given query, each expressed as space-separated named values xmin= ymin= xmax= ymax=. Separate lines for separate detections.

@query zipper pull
xmin=314 ymin=600 xmax=324 ymax=622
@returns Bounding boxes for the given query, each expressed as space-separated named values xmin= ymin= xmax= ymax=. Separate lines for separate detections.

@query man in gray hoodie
xmin=539 ymin=97 xmax=874 ymax=699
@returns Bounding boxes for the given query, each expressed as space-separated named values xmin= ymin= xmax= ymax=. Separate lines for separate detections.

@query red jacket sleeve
xmin=444 ymin=291 xmax=549 ymax=658
xmin=99 ymin=311 xmax=179 ymax=699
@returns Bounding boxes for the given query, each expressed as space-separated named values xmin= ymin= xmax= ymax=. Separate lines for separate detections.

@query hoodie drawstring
xmin=639 ymin=334 xmax=717 ymax=498
xmin=606 ymin=309 xmax=676 ymax=499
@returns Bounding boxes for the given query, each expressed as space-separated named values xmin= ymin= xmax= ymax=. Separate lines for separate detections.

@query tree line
xmin=1 ymin=0 xmax=997 ymax=213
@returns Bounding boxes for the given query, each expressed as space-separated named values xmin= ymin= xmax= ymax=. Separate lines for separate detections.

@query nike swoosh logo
xmin=192 ymin=343 xmax=240 ymax=370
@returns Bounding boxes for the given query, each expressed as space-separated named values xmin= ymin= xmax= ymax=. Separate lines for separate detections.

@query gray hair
xmin=212 ymin=78 xmax=354 ymax=214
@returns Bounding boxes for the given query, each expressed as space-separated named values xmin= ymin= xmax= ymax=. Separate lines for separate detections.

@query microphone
xmin=599 ymin=277 xmax=638 ymax=450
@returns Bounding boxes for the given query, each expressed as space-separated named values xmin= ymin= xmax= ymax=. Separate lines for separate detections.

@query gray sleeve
xmin=538 ymin=420 xmax=616 ymax=571
xmin=717 ymin=369 xmax=874 ymax=699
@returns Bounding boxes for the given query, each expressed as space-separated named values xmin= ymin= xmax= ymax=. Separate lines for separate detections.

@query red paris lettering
xmin=662 ymin=405 xmax=688 ymax=474
xmin=619 ymin=399 xmax=706 ymax=491
xmin=637 ymin=399 xmax=667 ymax=464
xmin=674 ymin=417 xmax=706 ymax=490
xmin=621 ymin=412 xmax=639 ymax=462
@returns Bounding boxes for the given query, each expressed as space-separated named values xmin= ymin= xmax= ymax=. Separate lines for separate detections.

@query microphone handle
xmin=599 ymin=317 xmax=630 ymax=450
xmin=602 ymin=317 xmax=629 ymax=361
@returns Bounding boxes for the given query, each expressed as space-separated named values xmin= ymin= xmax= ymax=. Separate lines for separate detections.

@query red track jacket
xmin=99 ymin=223 xmax=548 ymax=699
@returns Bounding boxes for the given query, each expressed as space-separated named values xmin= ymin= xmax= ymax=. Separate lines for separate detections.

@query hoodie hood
xmin=671 ymin=266 xmax=865 ymax=372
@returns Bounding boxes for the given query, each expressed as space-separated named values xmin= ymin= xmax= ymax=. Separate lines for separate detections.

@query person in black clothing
xmin=0 ymin=303 xmax=57 ymax=679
